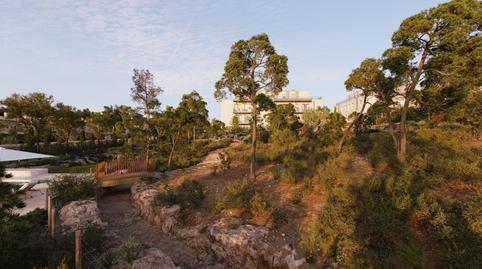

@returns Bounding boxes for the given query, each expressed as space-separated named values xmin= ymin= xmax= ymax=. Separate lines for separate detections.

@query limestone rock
xmin=59 ymin=199 xmax=106 ymax=232
xmin=131 ymin=248 xmax=182 ymax=269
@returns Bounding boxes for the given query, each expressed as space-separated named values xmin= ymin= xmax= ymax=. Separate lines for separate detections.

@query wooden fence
xmin=95 ymin=156 xmax=154 ymax=178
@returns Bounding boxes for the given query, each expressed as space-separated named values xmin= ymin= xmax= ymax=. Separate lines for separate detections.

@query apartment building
xmin=220 ymin=90 xmax=323 ymax=127
xmin=335 ymin=90 xmax=406 ymax=119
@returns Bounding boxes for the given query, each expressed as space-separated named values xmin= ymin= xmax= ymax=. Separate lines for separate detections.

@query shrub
xmin=218 ymin=151 xmax=231 ymax=170
xmin=249 ymin=192 xmax=268 ymax=215
xmin=0 ymin=209 xmax=75 ymax=269
xmin=120 ymin=237 xmax=142 ymax=264
xmin=271 ymin=207 xmax=287 ymax=229
xmin=48 ymin=174 xmax=97 ymax=208
xmin=226 ymin=178 xmax=255 ymax=208
xmin=152 ymin=180 xmax=205 ymax=209
xmin=213 ymin=195 xmax=227 ymax=214
xmin=291 ymin=190 xmax=303 ymax=205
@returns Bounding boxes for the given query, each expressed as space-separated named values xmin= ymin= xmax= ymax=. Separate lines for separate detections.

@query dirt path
xmin=98 ymin=149 xmax=225 ymax=268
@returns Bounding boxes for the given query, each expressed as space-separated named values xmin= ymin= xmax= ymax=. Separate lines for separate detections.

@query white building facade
xmin=335 ymin=90 xmax=406 ymax=119
xmin=220 ymin=90 xmax=323 ymax=127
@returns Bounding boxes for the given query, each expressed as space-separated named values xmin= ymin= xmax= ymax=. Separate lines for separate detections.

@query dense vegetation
xmin=0 ymin=0 xmax=480 ymax=268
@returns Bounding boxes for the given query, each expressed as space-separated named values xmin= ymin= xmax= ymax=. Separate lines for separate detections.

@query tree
xmin=154 ymin=106 xmax=188 ymax=168
xmin=302 ymin=106 xmax=330 ymax=133
xmin=215 ymin=33 xmax=289 ymax=179
xmin=382 ymin=0 xmax=481 ymax=162
xmin=178 ymin=91 xmax=209 ymax=142
xmin=338 ymin=59 xmax=383 ymax=152
xmin=267 ymin=104 xmax=301 ymax=133
xmin=1 ymin=93 xmax=53 ymax=150
xmin=52 ymin=103 xmax=82 ymax=146
xmin=130 ymin=69 xmax=163 ymax=162
xmin=209 ymin=119 xmax=226 ymax=138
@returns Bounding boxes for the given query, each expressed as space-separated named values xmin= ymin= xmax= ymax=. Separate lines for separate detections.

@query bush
xmin=0 ymin=209 xmax=75 ymax=269
xmin=226 ymin=178 xmax=255 ymax=208
xmin=152 ymin=180 xmax=205 ymax=209
xmin=48 ymin=174 xmax=97 ymax=208
xmin=271 ymin=207 xmax=287 ymax=229
xmin=120 ymin=237 xmax=142 ymax=264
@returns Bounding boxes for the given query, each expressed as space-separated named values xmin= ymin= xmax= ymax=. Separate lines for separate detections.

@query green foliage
xmin=48 ymin=174 xmax=97 ymax=208
xmin=225 ymin=178 xmax=255 ymax=208
xmin=215 ymin=33 xmax=289 ymax=179
xmin=218 ymin=151 xmax=231 ymax=170
xmin=120 ymin=237 xmax=142 ymax=264
xmin=271 ymin=207 xmax=287 ymax=229
xmin=152 ymin=180 xmax=205 ymax=209
xmin=83 ymin=224 xmax=107 ymax=252
xmin=0 ymin=181 xmax=25 ymax=219
xmin=0 ymin=209 xmax=75 ymax=269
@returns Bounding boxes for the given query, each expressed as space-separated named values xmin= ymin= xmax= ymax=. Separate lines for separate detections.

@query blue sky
xmin=0 ymin=0 xmax=446 ymax=119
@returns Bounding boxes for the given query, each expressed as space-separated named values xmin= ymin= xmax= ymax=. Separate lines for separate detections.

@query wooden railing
xmin=95 ymin=156 xmax=154 ymax=178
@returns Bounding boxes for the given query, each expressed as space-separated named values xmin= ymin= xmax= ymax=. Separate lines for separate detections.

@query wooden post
xmin=47 ymin=195 xmax=52 ymax=234
xmin=45 ymin=189 xmax=49 ymax=211
xmin=75 ymin=230 xmax=82 ymax=269
xmin=51 ymin=209 xmax=56 ymax=239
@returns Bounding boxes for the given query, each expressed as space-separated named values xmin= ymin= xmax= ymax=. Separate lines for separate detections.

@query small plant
xmin=271 ymin=207 xmax=287 ymax=229
xmin=140 ymin=174 xmax=157 ymax=184
xmin=249 ymin=192 xmax=268 ymax=215
xmin=224 ymin=218 xmax=241 ymax=229
xmin=120 ymin=237 xmax=142 ymax=264
xmin=291 ymin=190 xmax=303 ymax=205
xmin=218 ymin=151 xmax=231 ymax=170
xmin=210 ymin=165 xmax=218 ymax=176
xmin=226 ymin=178 xmax=255 ymax=207
xmin=213 ymin=195 xmax=227 ymax=214
xmin=152 ymin=180 xmax=205 ymax=209
xmin=82 ymin=224 xmax=106 ymax=253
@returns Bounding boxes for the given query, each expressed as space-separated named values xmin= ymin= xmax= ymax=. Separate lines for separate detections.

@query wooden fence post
xmin=51 ymin=209 xmax=56 ymax=239
xmin=75 ymin=230 xmax=82 ymax=269
xmin=47 ymin=195 xmax=52 ymax=235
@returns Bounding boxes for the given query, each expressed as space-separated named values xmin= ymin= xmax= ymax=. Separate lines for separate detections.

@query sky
xmin=0 ymin=0 xmax=447 ymax=119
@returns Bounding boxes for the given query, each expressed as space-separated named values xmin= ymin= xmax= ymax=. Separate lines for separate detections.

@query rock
xmin=59 ymin=199 xmax=106 ymax=232
xmin=131 ymin=248 xmax=182 ymax=269
xmin=130 ymin=182 xmax=308 ymax=269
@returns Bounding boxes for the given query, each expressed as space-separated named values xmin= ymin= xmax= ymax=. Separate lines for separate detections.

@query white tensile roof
xmin=0 ymin=147 xmax=54 ymax=162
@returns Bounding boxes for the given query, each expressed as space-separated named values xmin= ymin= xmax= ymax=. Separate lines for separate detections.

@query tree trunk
xmin=387 ymin=113 xmax=400 ymax=158
xmin=167 ymin=130 xmax=180 ymax=168
xmin=250 ymin=102 xmax=257 ymax=180
xmin=338 ymin=94 xmax=368 ymax=153
xmin=398 ymin=46 xmax=429 ymax=163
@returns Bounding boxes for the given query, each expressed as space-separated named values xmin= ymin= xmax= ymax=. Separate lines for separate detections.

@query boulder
xmin=59 ymin=199 xmax=106 ymax=232
xmin=131 ymin=248 xmax=182 ymax=269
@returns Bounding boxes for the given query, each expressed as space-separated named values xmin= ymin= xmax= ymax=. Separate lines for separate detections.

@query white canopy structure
xmin=0 ymin=147 xmax=54 ymax=162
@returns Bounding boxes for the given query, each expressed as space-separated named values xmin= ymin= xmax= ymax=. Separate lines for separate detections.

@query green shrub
xmin=213 ymin=195 xmax=227 ymax=214
xmin=120 ymin=237 xmax=142 ymax=264
xmin=0 ymin=209 xmax=75 ymax=269
xmin=249 ymin=192 xmax=268 ymax=215
xmin=48 ymin=174 xmax=97 ymax=208
xmin=82 ymin=224 xmax=106 ymax=253
xmin=218 ymin=151 xmax=231 ymax=170
xmin=152 ymin=180 xmax=205 ymax=209
xmin=226 ymin=178 xmax=255 ymax=207
xmin=291 ymin=190 xmax=303 ymax=205
xmin=271 ymin=207 xmax=287 ymax=229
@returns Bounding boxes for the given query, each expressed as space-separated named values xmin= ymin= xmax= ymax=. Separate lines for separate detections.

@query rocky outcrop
xmin=131 ymin=182 xmax=307 ymax=269
xmin=131 ymin=248 xmax=182 ymax=269
xmin=59 ymin=199 xmax=107 ymax=232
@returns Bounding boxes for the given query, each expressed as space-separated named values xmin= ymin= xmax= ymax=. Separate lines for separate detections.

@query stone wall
xmin=131 ymin=182 xmax=307 ymax=269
